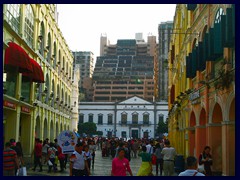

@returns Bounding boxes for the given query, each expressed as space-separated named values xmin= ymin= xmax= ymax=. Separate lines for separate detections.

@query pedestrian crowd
xmin=3 ymin=136 xmax=213 ymax=176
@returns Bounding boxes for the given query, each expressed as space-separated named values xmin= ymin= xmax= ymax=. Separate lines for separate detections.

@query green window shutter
xmin=225 ymin=5 xmax=235 ymax=47
xmin=186 ymin=55 xmax=191 ymax=78
xmin=214 ymin=15 xmax=226 ymax=58
xmin=189 ymin=53 xmax=192 ymax=78
xmin=198 ymin=42 xmax=205 ymax=71
xmin=196 ymin=46 xmax=200 ymax=71
xmin=187 ymin=4 xmax=197 ymax=11
xmin=192 ymin=47 xmax=197 ymax=78
xmin=232 ymin=4 xmax=235 ymax=43
xmin=208 ymin=28 xmax=215 ymax=60
xmin=203 ymin=33 xmax=209 ymax=62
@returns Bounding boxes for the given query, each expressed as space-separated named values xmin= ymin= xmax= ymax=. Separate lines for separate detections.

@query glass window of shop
xmin=3 ymin=71 xmax=17 ymax=97
xmin=21 ymin=76 xmax=31 ymax=103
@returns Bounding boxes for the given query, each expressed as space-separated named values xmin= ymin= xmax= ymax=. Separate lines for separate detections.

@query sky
xmin=57 ymin=4 xmax=176 ymax=59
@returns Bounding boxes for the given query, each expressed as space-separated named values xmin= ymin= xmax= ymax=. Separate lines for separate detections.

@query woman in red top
xmin=111 ymin=147 xmax=133 ymax=176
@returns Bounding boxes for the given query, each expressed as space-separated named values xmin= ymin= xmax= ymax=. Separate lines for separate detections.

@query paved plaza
xmin=27 ymin=149 xmax=144 ymax=176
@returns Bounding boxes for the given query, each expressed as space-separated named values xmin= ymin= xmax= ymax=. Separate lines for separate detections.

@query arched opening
xmin=50 ymin=120 xmax=54 ymax=141
xmin=229 ymin=98 xmax=235 ymax=121
xmin=43 ymin=118 xmax=48 ymax=139
xmin=197 ymin=108 xmax=207 ymax=156
xmin=51 ymin=79 xmax=55 ymax=107
xmin=58 ymin=50 xmax=61 ymax=72
xmin=189 ymin=111 xmax=196 ymax=156
xmin=211 ymin=103 xmax=223 ymax=172
xmin=45 ymin=74 xmax=50 ymax=104
xmin=35 ymin=116 xmax=41 ymax=138
xmin=39 ymin=22 xmax=45 ymax=56
xmin=192 ymin=38 xmax=197 ymax=50
xmin=56 ymin=121 xmax=59 ymax=138
xmin=60 ymin=122 xmax=63 ymax=132
xmin=228 ymin=98 xmax=235 ymax=175
xmin=53 ymin=42 xmax=57 ymax=68
xmin=47 ymin=33 xmax=52 ymax=63
xmin=201 ymin=25 xmax=208 ymax=41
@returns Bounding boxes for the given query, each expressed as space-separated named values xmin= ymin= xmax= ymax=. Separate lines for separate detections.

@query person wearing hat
xmin=69 ymin=142 xmax=90 ymax=176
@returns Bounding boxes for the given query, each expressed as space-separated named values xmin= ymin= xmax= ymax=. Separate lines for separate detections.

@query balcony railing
xmin=118 ymin=121 xmax=151 ymax=126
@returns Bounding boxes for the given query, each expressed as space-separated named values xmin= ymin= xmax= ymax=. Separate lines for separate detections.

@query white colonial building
xmin=79 ymin=96 xmax=168 ymax=139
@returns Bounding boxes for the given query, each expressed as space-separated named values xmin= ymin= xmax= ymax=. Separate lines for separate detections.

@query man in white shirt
xmin=178 ymin=156 xmax=205 ymax=176
xmin=146 ymin=140 xmax=154 ymax=155
xmin=69 ymin=142 xmax=90 ymax=176
xmin=161 ymin=140 xmax=176 ymax=176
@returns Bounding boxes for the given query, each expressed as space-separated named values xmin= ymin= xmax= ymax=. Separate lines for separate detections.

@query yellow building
xmin=168 ymin=4 xmax=235 ymax=175
xmin=3 ymin=4 xmax=75 ymax=162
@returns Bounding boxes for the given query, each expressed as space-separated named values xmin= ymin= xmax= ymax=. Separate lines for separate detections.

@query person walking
xmin=161 ymin=140 xmax=176 ymax=176
xmin=47 ymin=142 xmax=58 ymax=173
xmin=57 ymin=145 xmax=65 ymax=172
xmin=179 ymin=156 xmax=205 ymax=176
xmin=3 ymin=142 xmax=20 ymax=176
xmin=199 ymin=146 xmax=213 ymax=176
xmin=155 ymin=143 xmax=163 ymax=176
xmin=84 ymin=145 xmax=92 ymax=176
xmin=42 ymin=140 xmax=49 ymax=164
xmin=137 ymin=146 xmax=152 ymax=176
xmin=89 ymin=140 xmax=96 ymax=169
xmin=32 ymin=138 xmax=43 ymax=172
xmin=69 ymin=142 xmax=90 ymax=176
xmin=111 ymin=147 xmax=133 ymax=176
xmin=132 ymin=140 xmax=139 ymax=158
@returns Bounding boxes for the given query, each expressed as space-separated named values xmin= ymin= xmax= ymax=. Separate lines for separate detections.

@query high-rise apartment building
xmin=72 ymin=51 xmax=94 ymax=101
xmin=158 ymin=21 xmax=173 ymax=101
xmin=93 ymin=34 xmax=157 ymax=102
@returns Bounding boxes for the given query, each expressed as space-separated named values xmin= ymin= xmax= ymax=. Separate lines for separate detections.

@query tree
xmin=156 ymin=118 xmax=168 ymax=138
xmin=78 ymin=122 xmax=97 ymax=137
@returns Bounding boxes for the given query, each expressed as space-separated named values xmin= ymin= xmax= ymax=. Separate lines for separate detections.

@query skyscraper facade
xmin=158 ymin=21 xmax=173 ymax=101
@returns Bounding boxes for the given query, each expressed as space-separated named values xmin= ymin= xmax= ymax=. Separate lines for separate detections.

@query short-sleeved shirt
xmin=70 ymin=151 xmax=86 ymax=170
xmin=111 ymin=157 xmax=131 ymax=176
xmin=3 ymin=148 xmax=17 ymax=170
xmin=161 ymin=147 xmax=176 ymax=161
xmin=178 ymin=169 xmax=205 ymax=176
xmin=138 ymin=152 xmax=151 ymax=162
xmin=35 ymin=143 xmax=42 ymax=157
xmin=48 ymin=147 xmax=57 ymax=159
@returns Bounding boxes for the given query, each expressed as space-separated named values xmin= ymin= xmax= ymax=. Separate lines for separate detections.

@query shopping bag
xmin=198 ymin=164 xmax=205 ymax=173
xmin=151 ymin=155 xmax=157 ymax=165
xmin=48 ymin=160 xmax=53 ymax=166
xmin=18 ymin=167 xmax=27 ymax=176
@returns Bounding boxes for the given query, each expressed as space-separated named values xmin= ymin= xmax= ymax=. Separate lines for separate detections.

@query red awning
xmin=22 ymin=58 xmax=44 ymax=83
xmin=4 ymin=42 xmax=33 ymax=73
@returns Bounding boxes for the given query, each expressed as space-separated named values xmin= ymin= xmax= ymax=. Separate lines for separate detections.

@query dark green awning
xmin=187 ymin=4 xmax=197 ymax=11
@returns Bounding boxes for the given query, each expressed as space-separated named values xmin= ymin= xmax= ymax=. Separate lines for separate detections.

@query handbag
xmin=151 ymin=155 xmax=157 ymax=165
xmin=198 ymin=163 xmax=205 ymax=173
xmin=17 ymin=167 xmax=27 ymax=176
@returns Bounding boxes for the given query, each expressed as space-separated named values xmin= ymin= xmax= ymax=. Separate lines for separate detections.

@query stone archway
xmin=50 ymin=120 xmax=54 ymax=141
xmin=56 ymin=121 xmax=59 ymax=138
xmin=228 ymin=98 xmax=235 ymax=175
xmin=195 ymin=108 xmax=207 ymax=158
xmin=43 ymin=118 xmax=48 ymax=140
xmin=189 ymin=111 xmax=196 ymax=156
xmin=210 ymin=103 xmax=223 ymax=173
xmin=35 ymin=116 xmax=41 ymax=138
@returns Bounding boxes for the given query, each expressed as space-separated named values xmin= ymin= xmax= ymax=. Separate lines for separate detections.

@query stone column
xmin=221 ymin=121 xmax=235 ymax=176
